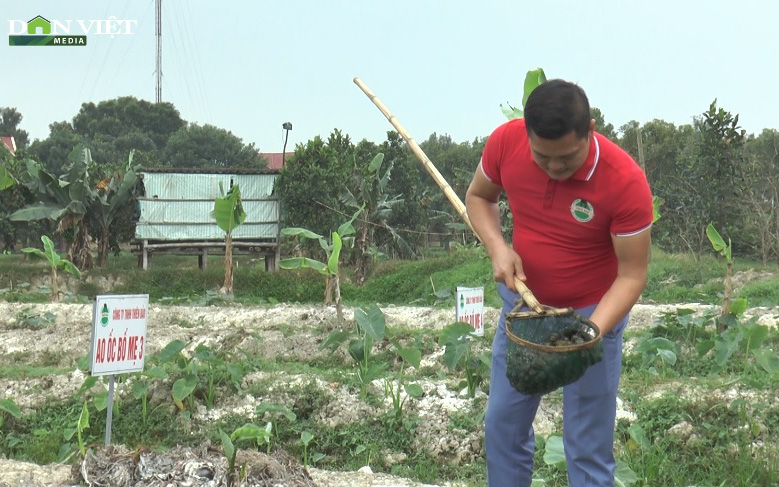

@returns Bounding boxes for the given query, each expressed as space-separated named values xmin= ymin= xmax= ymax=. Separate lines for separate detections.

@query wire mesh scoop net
xmin=505 ymin=277 xmax=604 ymax=395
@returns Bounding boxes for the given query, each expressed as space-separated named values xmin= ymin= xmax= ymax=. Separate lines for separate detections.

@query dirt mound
xmin=75 ymin=444 xmax=316 ymax=487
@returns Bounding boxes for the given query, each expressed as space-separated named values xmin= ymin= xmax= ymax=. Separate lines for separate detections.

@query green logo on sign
xmin=101 ymin=303 xmax=109 ymax=326
xmin=570 ymin=199 xmax=594 ymax=223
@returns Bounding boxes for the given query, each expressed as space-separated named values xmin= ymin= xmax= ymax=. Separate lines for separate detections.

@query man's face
xmin=528 ymin=120 xmax=594 ymax=180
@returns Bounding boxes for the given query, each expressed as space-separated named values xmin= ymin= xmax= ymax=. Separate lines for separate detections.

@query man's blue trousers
xmin=485 ymin=283 xmax=628 ymax=486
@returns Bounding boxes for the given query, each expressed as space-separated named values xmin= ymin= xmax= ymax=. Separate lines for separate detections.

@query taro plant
xmin=212 ymin=181 xmax=247 ymax=295
xmin=254 ymin=402 xmax=296 ymax=452
xmin=131 ymin=366 xmax=169 ymax=424
xmin=155 ymin=340 xmax=244 ymax=413
xmin=220 ymin=423 xmax=273 ymax=487
xmin=319 ymin=304 xmax=388 ymax=397
xmin=438 ymin=321 xmax=492 ymax=397
xmin=384 ymin=344 xmax=424 ymax=425
xmin=298 ymin=431 xmax=324 ymax=468
xmin=279 ymin=208 xmax=360 ymax=322
xmin=22 ymin=235 xmax=81 ymax=303
xmin=633 ymin=336 xmax=680 ymax=377
xmin=541 ymin=434 xmax=638 ymax=486
xmin=0 ymin=398 xmax=22 ymax=455
xmin=61 ymin=401 xmax=91 ymax=461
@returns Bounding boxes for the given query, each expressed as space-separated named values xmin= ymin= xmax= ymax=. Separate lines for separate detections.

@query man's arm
xmin=588 ymin=229 xmax=651 ymax=334
xmin=465 ymin=164 xmax=525 ymax=291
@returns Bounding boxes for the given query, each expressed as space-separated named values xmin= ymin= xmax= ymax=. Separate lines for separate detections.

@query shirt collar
xmin=569 ymin=133 xmax=600 ymax=182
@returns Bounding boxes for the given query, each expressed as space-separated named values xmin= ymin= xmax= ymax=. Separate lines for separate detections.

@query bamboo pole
xmin=353 ymin=77 xmax=473 ymax=233
xmin=353 ymin=77 xmax=544 ymax=313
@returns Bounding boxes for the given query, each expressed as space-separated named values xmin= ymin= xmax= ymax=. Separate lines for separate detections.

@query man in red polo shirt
xmin=465 ymin=79 xmax=652 ymax=486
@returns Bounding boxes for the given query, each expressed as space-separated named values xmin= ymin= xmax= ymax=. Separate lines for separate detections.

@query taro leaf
xmin=615 ymin=460 xmax=639 ymax=486
xmin=219 ymin=429 xmax=236 ymax=467
xmin=279 ymin=257 xmax=327 ymax=273
xmin=78 ymin=401 xmax=89 ymax=431
xmin=542 ymin=435 xmax=566 ymax=466
xmin=93 ymin=390 xmax=108 ymax=411
xmin=256 ymin=403 xmax=297 ymax=422
xmin=348 ymin=337 xmax=368 ymax=363
xmin=300 ymin=431 xmax=314 ymax=446
xmin=696 ymin=339 xmax=715 ymax=357
xmin=355 ymin=304 xmax=385 ymax=342
xmin=63 ymin=427 xmax=77 ymax=441
xmin=75 ymin=376 xmax=98 ymax=398
xmin=231 ymin=423 xmax=271 ymax=444
xmin=311 ymin=453 xmax=326 ymax=463
xmin=442 ymin=342 xmax=468 ymax=371
xmin=404 ymin=383 xmax=424 ymax=398
xmin=522 ymin=68 xmax=547 ymax=107
xmin=143 ymin=367 xmax=168 ymax=379
xmin=714 ymin=333 xmax=740 ymax=367
xmin=226 ymin=364 xmax=244 ymax=388
xmin=753 ymin=348 xmax=779 ymax=375
xmin=741 ymin=322 xmax=769 ymax=352
xmin=627 ymin=424 xmax=650 ymax=449
xmin=326 ymin=231 xmax=342 ymax=275
xmin=0 ymin=398 xmax=21 ymax=419
xmin=157 ymin=339 xmax=187 ymax=363
xmin=438 ymin=321 xmax=474 ymax=346
xmin=318 ymin=329 xmax=353 ymax=353
xmin=281 ymin=227 xmax=324 ymax=240
xmin=172 ymin=374 xmax=198 ymax=405
xmin=397 ymin=347 xmax=421 ymax=369
xmin=132 ymin=381 xmax=150 ymax=399
xmin=656 ymin=348 xmax=677 ymax=366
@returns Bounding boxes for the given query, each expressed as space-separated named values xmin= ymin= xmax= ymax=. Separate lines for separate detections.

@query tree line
xmin=1 ymin=96 xmax=778 ymax=275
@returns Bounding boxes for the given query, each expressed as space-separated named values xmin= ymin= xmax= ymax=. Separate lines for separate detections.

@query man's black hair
xmin=524 ymin=79 xmax=591 ymax=139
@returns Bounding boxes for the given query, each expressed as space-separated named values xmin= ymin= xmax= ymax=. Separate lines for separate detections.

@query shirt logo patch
xmin=570 ymin=199 xmax=594 ymax=223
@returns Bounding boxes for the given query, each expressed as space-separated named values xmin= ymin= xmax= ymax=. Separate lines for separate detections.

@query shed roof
xmin=140 ymin=166 xmax=278 ymax=175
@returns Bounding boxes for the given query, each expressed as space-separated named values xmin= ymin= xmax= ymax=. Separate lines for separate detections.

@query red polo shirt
xmin=480 ymin=118 xmax=653 ymax=308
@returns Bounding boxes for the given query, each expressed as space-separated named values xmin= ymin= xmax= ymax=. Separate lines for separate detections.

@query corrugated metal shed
xmin=135 ymin=169 xmax=279 ymax=241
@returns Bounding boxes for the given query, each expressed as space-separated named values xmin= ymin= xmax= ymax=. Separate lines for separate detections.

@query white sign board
xmin=456 ymin=286 xmax=484 ymax=336
xmin=90 ymin=294 xmax=149 ymax=376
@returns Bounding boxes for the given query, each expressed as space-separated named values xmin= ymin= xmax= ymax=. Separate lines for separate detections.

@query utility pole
xmin=155 ymin=0 xmax=163 ymax=103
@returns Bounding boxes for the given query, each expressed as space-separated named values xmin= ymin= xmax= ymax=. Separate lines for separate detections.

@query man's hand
xmin=489 ymin=243 xmax=526 ymax=292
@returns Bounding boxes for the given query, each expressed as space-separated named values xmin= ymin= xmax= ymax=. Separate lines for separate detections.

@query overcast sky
xmin=4 ymin=0 xmax=778 ymax=153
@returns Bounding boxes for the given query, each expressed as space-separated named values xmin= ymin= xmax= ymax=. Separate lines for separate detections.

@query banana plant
xmin=501 ymin=68 xmax=547 ymax=120
xmin=93 ymin=151 xmax=140 ymax=266
xmin=279 ymin=208 xmax=360 ymax=321
xmin=22 ymin=235 xmax=81 ymax=302
xmin=212 ymin=182 xmax=247 ymax=295
xmin=340 ymin=152 xmax=414 ymax=284
xmin=0 ymin=163 xmax=15 ymax=190
xmin=10 ymin=149 xmax=97 ymax=270
xmin=706 ymin=223 xmax=735 ymax=318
